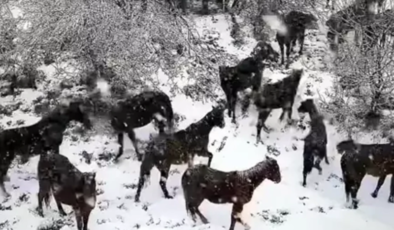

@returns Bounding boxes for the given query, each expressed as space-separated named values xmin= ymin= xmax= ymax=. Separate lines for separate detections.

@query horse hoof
xmin=59 ymin=211 xmax=67 ymax=217
xmin=135 ymin=197 xmax=140 ymax=203
xmin=165 ymin=195 xmax=173 ymax=199
xmin=36 ymin=208 xmax=44 ymax=217
xmin=371 ymin=192 xmax=378 ymax=198
xmin=388 ymin=197 xmax=394 ymax=203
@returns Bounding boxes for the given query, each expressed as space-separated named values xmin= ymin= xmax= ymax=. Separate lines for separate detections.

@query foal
xmin=253 ymin=69 xmax=303 ymax=141
xmin=297 ymin=99 xmax=329 ymax=187
xmin=111 ymin=90 xmax=174 ymax=162
xmin=134 ymin=105 xmax=225 ymax=202
xmin=37 ymin=153 xmax=96 ymax=230
xmin=181 ymin=155 xmax=281 ymax=230
xmin=0 ymin=100 xmax=91 ymax=198
xmin=338 ymin=139 xmax=394 ymax=209
xmin=219 ymin=41 xmax=279 ymax=123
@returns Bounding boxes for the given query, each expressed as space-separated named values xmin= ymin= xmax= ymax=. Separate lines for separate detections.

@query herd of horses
xmin=1 ymin=1 xmax=394 ymax=230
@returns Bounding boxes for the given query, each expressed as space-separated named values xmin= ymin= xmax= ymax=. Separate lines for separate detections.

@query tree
xmin=9 ymin=0 xmax=236 ymax=101
xmin=321 ymin=2 xmax=394 ymax=133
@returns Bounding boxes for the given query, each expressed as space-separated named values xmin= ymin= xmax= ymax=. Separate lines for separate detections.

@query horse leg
xmin=314 ymin=156 xmax=323 ymax=175
xmin=224 ymin=89 xmax=233 ymax=118
xmin=187 ymin=196 xmax=207 ymax=223
xmin=290 ymin=39 xmax=296 ymax=53
xmin=388 ymin=175 xmax=394 ymax=203
xmin=298 ymin=33 xmax=305 ymax=55
xmin=195 ymin=207 xmax=209 ymax=224
xmin=256 ymin=110 xmax=271 ymax=142
xmin=114 ymin=132 xmax=124 ymax=162
xmin=324 ymin=147 xmax=329 ymax=164
xmin=206 ymin=151 xmax=213 ymax=167
xmin=350 ymin=178 xmax=362 ymax=209
xmin=202 ymin=0 xmax=209 ymax=14
xmin=134 ymin=156 xmax=154 ymax=202
xmin=81 ymin=207 xmax=92 ymax=230
xmin=36 ymin=179 xmax=51 ymax=217
xmin=127 ymin=129 xmax=142 ymax=161
xmin=158 ymin=163 xmax=173 ymax=199
xmin=73 ymin=208 xmax=83 ymax=230
xmin=279 ymin=42 xmax=285 ymax=65
xmin=371 ymin=175 xmax=386 ymax=198
xmin=230 ymin=90 xmax=238 ymax=123
xmin=0 ymin=166 xmax=11 ymax=199
xmin=285 ymin=42 xmax=291 ymax=68
xmin=302 ymin=150 xmax=313 ymax=187
xmin=230 ymin=204 xmax=250 ymax=230
xmin=54 ymin=196 xmax=67 ymax=216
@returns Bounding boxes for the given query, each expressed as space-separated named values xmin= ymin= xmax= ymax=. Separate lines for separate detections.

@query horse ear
xmin=265 ymin=155 xmax=271 ymax=160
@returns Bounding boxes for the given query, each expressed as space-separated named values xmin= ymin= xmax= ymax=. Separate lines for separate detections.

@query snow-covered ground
xmin=2 ymin=10 xmax=394 ymax=230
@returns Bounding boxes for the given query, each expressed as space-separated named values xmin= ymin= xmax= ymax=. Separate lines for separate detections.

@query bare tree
xmin=322 ymin=2 xmax=394 ymax=132
xmin=2 ymin=0 xmax=237 ymax=101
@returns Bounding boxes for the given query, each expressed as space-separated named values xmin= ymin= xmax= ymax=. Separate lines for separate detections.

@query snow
xmin=2 ymin=7 xmax=394 ymax=230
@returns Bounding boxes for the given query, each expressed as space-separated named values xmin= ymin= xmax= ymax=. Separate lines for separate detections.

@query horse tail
xmin=303 ymin=146 xmax=315 ymax=175
xmin=340 ymin=153 xmax=355 ymax=202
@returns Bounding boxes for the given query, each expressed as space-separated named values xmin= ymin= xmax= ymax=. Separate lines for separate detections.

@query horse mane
xmin=236 ymin=160 xmax=270 ymax=179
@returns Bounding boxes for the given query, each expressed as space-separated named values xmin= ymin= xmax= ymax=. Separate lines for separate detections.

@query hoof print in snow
xmin=16 ymin=119 xmax=25 ymax=126
xmin=18 ymin=193 xmax=29 ymax=203
xmin=142 ymin=204 xmax=149 ymax=211
xmin=327 ymin=173 xmax=343 ymax=183
xmin=0 ymin=220 xmax=12 ymax=229
xmin=97 ymin=152 xmax=116 ymax=162
xmin=133 ymin=223 xmax=141 ymax=229
xmin=310 ymin=206 xmax=326 ymax=213
xmin=292 ymin=144 xmax=297 ymax=151
xmin=123 ymin=183 xmax=137 ymax=189
xmin=0 ymin=203 xmax=12 ymax=211
xmin=96 ymin=188 xmax=105 ymax=196
xmin=257 ymin=209 xmax=288 ymax=224
xmin=217 ymin=136 xmax=228 ymax=152
xmin=299 ymin=196 xmax=309 ymax=200
xmin=37 ymin=218 xmax=71 ymax=230
xmin=170 ymin=169 xmax=181 ymax=175
xmin=98 ymin=200 xmax=110 ymax=211
xmin=81 ymin=150 xmax=93 ymax=164
xmin=267 ymin=145 xmax=280 ymax=156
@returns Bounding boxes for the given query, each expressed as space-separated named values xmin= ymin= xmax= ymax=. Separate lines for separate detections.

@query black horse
xmin=0 ymin=100 xmax=91 ymax=198
xmin=37 ymin=153 xmax=96 ymax=230
xmin=182 ymin=155 xmax=281 ymax=230
xmin=253 ymin=69 xmax=303 ymax=142
xmin=276 ymin=10 xmax=318 ymax=68
xmin=219 ymin=41 xmax=279 ymax=123
xmin=298 ymin=99 xmax=329 ymax=187
xmin=111 ymin=90 xmax=174 ymax=162
xmin=134 ymin=105 xmax=225 ymax=202
xmin=338 ymin=139 xmax=394 ymax=209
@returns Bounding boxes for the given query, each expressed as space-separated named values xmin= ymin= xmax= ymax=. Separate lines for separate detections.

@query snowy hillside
xmin=1 ymin=8 xmax=394 ymax=230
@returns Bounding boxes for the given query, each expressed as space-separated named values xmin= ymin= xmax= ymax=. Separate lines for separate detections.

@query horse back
xmin=199 ymin=169 xmax=240 ymax=203
xmin=111 ymin=91 xmax=170 ymax=129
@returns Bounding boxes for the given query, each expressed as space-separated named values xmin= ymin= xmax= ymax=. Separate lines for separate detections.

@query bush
xmin=322 ymin=4 xmax=394 ymax=133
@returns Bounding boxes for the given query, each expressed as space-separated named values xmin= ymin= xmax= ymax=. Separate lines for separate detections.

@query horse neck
xmin=237 ymin=161 xmax=268 ymax=188
xmin=189 ymin=118 xmax=215 ymax=136
xmin=306 ymin=106 xmax=319 ymax=119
